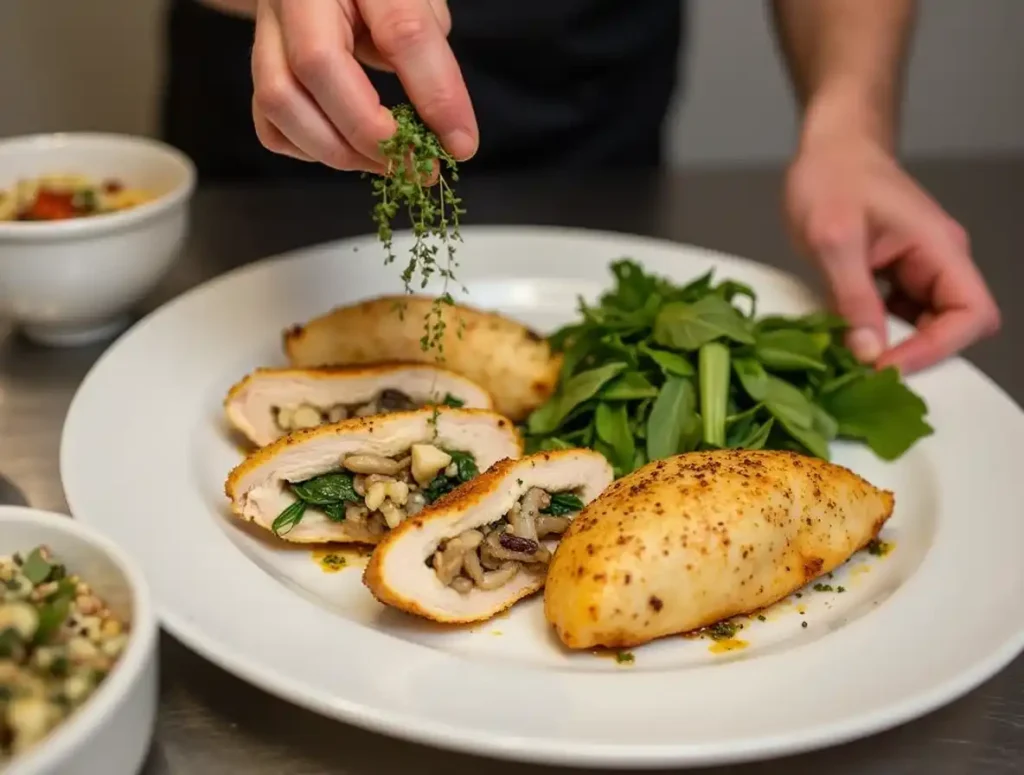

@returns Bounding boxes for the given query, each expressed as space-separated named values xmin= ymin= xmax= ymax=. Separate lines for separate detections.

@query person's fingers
xmin=878 ymin=309 xmax=993 ymax=374
xmin=353 ymin=0 xmax=450 ymax=72
xmin=875 ymin=231 xmax=1000 ymax=373
xmin=252 ymin=101 xmax=313 ymax=162
xmin=358 ymin=0 xmax=477 ymax=160
xmin=427 ymin=0 xmax=452 ymax=34
xmin=800 ymin=206 xmax=889 ymax=363
xmin=278 ymin=0 xmax=397 ymax=162
xmin=253 ymin=2 xmax=388 ymax=172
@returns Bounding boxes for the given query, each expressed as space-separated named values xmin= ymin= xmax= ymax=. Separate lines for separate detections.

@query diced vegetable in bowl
xmin=0 ymin=545 xmax=130 ymax=760
xmin=0 ymin=506 xmax=157 ymax=775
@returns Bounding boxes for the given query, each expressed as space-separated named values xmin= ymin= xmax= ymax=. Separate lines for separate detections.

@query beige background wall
xmin=1 ymin=0 xmax=1022 ymax=166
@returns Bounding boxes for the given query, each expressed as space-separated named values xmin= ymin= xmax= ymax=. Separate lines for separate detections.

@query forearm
xmin=770 ymin=0 xmax=917 ymax=151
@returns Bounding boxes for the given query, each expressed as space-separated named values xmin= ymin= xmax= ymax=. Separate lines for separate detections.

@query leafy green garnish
xmin=542 ymin=492 xmax=585 ymax=516
xmin=706 ymin=620 xmax=740 ymax=641
xmin=698 ymin=341 xmax=730 ymax=447
xmin=653 ymin=295 xmax=755 ymax=351
xmin=441 ymin=393 xmax=465 ymax=408
xmin=0 ymin=628 xmax=23 ymax=658
xmin=422 ymin=449 xmax=479 ymax=504
xmin=371 ymin=104 xmax=465 ymax=355
xmin=447 ymin=449 xmax=479 ymax=482
xmin=595 ymin=402 xmax=635 ymax=476
xmin=271 ymin=471 xmax=362 ymax=536
xmin=523 ymin=259 xmax=931 ymax=472
xmin=422 ymin=476 xmax=456 ymax=504
xmin=271 ymin=500 xmax=308 ymax=537
xmin=645 ymin=376 xmax=699 ymax=462
xmin=21 ymin=547 xmax=54 ymax=585
xmin=291 ymin=473 xmax=361 ymax=506
xmin=35 ymin=580 xmax=76 ymax=644
xmin=527 ymin=362 xmax=627 ymax=435
xmin=819 ymin=367 xmax=933 ymax=460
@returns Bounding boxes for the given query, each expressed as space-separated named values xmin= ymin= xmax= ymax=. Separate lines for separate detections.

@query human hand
xmin=251 ymin=0 xmax=477 ymax=173
xmin=785 ymin=131 xmax=1001 ymax=374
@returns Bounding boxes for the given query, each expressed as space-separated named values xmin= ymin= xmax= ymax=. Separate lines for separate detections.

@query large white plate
xmin=61 ymin=226 xmax=1024 ymax=768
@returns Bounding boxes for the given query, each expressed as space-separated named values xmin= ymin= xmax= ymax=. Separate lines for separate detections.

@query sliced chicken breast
xmin=225 ymin=408 xmax=522 ymax=545
xmin=282 ymin=295 xmax=561 ymax=422
xmin=363 ymin=449 xmax=613 ymax=624
xmin=544 ymin=449 xmax=894 ymax=649
xmin=224 ymin=364 xmax=494 ymax=447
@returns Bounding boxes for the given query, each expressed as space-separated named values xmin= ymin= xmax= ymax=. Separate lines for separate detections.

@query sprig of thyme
xmin=371 ymin=104 xmax=466 ymax=356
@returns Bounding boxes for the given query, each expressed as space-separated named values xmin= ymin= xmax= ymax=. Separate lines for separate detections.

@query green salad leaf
xmin=523 ymin=259 xmax=932 ymax=474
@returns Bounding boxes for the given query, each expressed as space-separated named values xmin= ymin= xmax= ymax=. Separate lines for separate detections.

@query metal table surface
xmin=1 ymin=161 xmax=1022 ymax=774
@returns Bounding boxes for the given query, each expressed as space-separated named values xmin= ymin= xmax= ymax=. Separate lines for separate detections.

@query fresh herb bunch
xmin=371 ymin=104 xmax=466 ymax=355
xmin=524 ymin=260 xmax=933 ymax=476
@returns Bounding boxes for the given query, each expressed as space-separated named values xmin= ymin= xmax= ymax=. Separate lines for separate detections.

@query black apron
xmin=160 ymin=0 xmax=687 ymax=181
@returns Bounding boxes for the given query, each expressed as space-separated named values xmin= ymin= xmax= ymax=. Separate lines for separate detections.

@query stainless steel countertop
xmin=2 ymin=162 xmax=1022 ymax=774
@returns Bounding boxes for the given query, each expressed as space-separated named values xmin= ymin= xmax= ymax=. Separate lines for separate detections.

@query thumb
xmin=804 ymin=212 xmax=888 ymax=363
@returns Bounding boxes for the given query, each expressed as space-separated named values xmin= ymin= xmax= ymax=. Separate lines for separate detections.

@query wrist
xmin=798 ymin=80 xmax=896 ymax=155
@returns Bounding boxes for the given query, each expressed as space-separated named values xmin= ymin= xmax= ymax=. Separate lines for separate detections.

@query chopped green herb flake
xmin=321 ymin=554 xmax=346 ymax=569
xmin=441 ymin=393 xmax=465 ymax=408
xmin=615 ymin=650 xmax=635 ymax=664
xmin=706 ymin=620 xmax=739 ymax=641
xmin=542 ymin=492 xmax=585 ymax=516
xmin=866 ymin=538 xmax=892 ymax=556
xmin=21 ymin=548 xmax=53 ymax=585
xmin=447 ymin=449 xmax=479 ymax=482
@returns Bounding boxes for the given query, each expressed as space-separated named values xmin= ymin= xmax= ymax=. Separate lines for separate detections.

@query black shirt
xmin=161 ymin=0 xmax=686 ymax=181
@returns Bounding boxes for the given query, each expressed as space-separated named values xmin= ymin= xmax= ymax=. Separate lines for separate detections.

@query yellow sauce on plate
xmin=311 ymin=546 xmax=372 ymax=573
xmin=708 ymin=638 xmax=748 ymax=654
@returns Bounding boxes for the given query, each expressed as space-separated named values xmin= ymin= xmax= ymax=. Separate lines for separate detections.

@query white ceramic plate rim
xmin=60 ymin=226 xmax=1024 ymax=768
xmin=0 ymin=507 xmax=158 ymax=775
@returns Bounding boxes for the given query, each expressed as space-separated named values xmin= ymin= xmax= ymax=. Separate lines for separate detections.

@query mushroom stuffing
xmin=363 ymin=449 xmax=614 ymax=624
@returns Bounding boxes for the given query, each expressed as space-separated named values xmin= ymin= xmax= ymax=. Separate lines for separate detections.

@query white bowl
xmin=0 ymin=132 xmax=195 ymax=347
xmin=0 ymin=506 xmax=158 ymax=775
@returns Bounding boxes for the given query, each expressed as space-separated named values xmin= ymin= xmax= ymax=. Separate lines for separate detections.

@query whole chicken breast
xmin=225 ymin=408 xmax=522 ymax=545
xmin=364 ymin=449 xmax=613 ymax=624
xmin=224 ymin=364 xmax=494 ymax=447
xmin=282 ymin=295 xmax=561 ymax=422
xmin=544 ymin=449 xmax=894 ymax=649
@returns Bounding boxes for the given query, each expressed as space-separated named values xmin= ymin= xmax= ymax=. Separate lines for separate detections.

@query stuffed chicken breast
xmin=544 ymin=450 xmax=894 ymax=649
xmin=282 ymin=295 xmax=561 ymax=422
xmin=224 ymin=364 xmax=494 ymax=447
xmin=225 ymin=408 xmax=522 ymax=545
xmin=364 ymin=449 xmax=613 ymax=624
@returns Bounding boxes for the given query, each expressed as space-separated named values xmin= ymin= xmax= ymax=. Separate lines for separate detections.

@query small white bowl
xmin=0 ymin=506 xmax=158 ymax=775
xmin=0 ymin=132 xmax=196 ymax=347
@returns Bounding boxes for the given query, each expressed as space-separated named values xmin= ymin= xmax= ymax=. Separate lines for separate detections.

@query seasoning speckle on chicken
xmin=543 ymin=449 xmax=894 ymax=650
